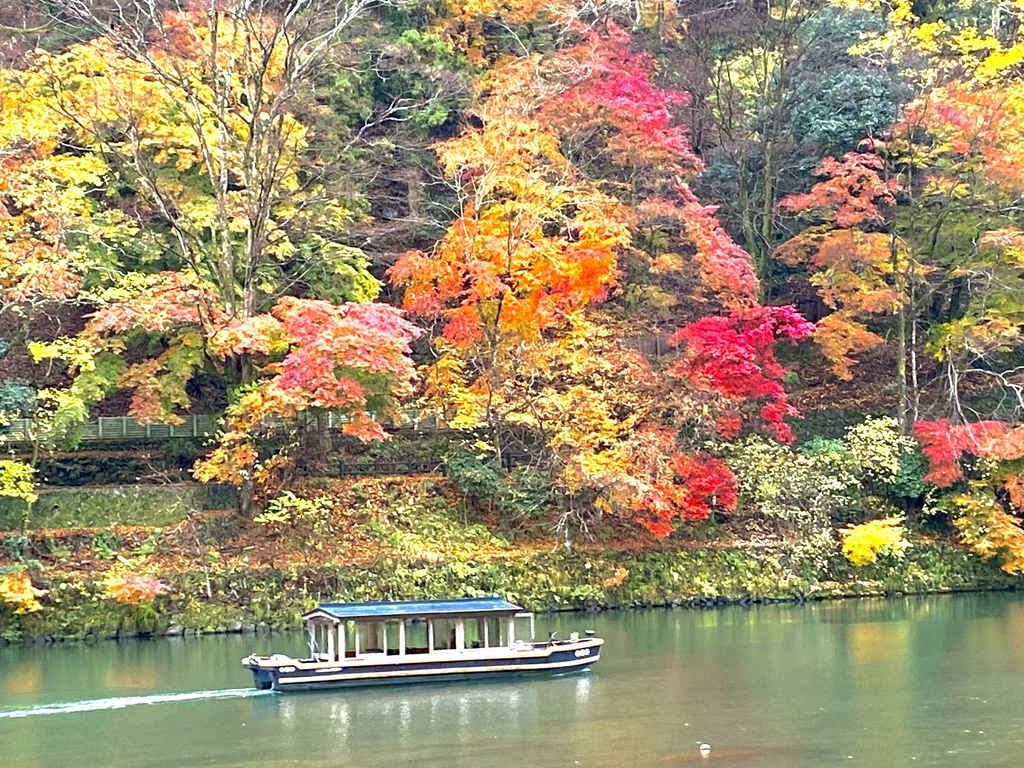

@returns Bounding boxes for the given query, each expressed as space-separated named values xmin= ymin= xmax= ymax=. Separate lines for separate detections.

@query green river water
xmin=3 ymin=593 xmax=1024 ymax=767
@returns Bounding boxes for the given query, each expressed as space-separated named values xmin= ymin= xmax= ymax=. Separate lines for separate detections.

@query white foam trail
xmin=0 ymin=688 xmax=269 ymax=718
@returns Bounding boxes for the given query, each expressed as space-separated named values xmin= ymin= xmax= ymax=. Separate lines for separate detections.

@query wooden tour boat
xmin=242 ymin=597 xmax=603 ymax=691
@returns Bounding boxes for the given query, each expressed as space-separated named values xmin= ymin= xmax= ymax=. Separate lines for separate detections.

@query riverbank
xmin=3 ymin=475 xmax=1021 ymax=644
xmin=2 ymin=537 xmax=1017 ymax=645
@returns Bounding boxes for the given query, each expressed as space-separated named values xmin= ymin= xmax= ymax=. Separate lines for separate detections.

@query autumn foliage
xmin=912 ymin=420 xmax=1024 ymax=488
xmin=777 ymin=152 xmax=900 ymax=229
xmin=635 ymin=451 xmax=738 ymax=537
xmin=388 ymin=39 xmax=632 ymax=349
xmin=6 ymin=0 xmax=935 ymax=547
xmin=669 ymin=306 xmax=815 ymax=443
xmin=69 ymin=276 xmax=422 ymax=488
xmin=952 ymin=490 xmax=1024 ymax=575
xmin=841 ymin=517 xmax=909 ymax=567
xmin=384 ymin=23 xmax=810 ymax=537
xmin=549 ymin=28 xmax=760 ymax=308
xmin=196 ymin=297 xmax=421 ymax=485
xmin=0 ymin=572 xmax=47 ymax=614
xmin=913 ymin=419 xmax=1024 ymax=573
xmin=776 ymin=152 xmax=905 ymax=379
xmin=103 ymin=573 xmax=171 ymax=605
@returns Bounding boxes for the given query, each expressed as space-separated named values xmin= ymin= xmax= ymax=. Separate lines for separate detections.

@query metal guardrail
xmin=332 ymin=452 xmax=529 ymax=477
xmin=335 ymin=460 xmax=441 ymax=476
xmin=2 ymin=414 xmax=218 ymax=442
xmin=1 ymin=409 xmax=443 ymax=444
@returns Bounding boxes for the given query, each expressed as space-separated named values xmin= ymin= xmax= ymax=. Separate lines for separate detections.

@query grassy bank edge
xmin=2 ymin=540 xmax=1019 ymax=645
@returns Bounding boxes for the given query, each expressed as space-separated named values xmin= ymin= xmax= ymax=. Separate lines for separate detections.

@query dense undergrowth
xmin=1 ymin=460 xmax=1019 ymax=643
xmin=2 ymin=534 xmax=1013 ymax=644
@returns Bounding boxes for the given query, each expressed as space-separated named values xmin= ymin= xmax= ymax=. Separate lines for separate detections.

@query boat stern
xmin=242 ymin=654 xmax=284 ymax=690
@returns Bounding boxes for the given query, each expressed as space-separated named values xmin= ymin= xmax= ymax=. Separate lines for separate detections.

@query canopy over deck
xmin=303 ymin=597 xmax=525 ymax=623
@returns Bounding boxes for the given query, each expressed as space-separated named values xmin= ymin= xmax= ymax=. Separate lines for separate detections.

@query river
xmin=3 ymin=593 xmax=1024 ymax=767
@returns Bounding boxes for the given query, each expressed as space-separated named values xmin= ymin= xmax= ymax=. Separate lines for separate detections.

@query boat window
xmin=356 ymin=621 xmax=386 ymax=655
xmin=309 ymin=623 xmax=321 ymax=657
xmin=431 ymin=618 xmax=457 ymax=651
xmin=342 ymin=621 xmax=356 ymax=658
xmin=464 ymin=618 xmax=485 ymax=649
xmin=384 ymin=619 xmax=402 ymax=655
xmin=484 ymin=617 xmax=504 ymax=648
xmin=404 ymin=618 xmax=428 ymax=654
xmin=309 ymin=621 xmax=334 ymax=660
xmin=514 ymin=613 xmax=535 ymax=642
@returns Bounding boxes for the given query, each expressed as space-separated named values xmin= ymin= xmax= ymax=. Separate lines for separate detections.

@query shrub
xmin=443 ymin=441 xmax=503 ymax=501
xmin=841 ymin=517 xmax=910 ymax=566
xmin=255 ymin=491 xmax=334 ymax=528
xmin=844 ymin=416 xmax=919 ymax=487
xmin=0 ymin=571 xmax=47 ymax=614
xmin=722 ymin=435 xmax=859 ymax=533
xmin=103 ymin=572 xmax=171 ymax=604
xmin=0 ymin=459 xmax=37 ymax=508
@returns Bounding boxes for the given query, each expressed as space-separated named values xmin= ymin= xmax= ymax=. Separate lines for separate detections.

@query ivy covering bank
xmin=2 ymin=541 xmax=1017 ymax=645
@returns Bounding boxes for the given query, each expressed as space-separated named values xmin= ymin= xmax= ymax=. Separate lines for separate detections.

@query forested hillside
xmin=5 ymin=0 xmax=1024 ymax=631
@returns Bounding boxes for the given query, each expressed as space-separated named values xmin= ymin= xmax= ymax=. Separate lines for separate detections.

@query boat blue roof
xmin=303 ymin=597 xmax=524 ymax=622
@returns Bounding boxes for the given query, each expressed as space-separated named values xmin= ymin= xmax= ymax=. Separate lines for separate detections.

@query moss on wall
xmin=0 ymin=484 xmax=237 ymax=531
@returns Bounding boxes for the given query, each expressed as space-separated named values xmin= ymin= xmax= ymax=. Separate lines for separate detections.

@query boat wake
xmin=0 ymin=688 xmax=268 ymax=719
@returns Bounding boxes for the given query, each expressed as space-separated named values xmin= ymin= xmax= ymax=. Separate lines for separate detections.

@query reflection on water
xmin=261 ymin=675 xmax=595 ymax=766
xmin=272 ymin=675 xmax=592 ymax=748
xmin=4 ymin=595 xmax=1024 ymax=767
xmin=3 ymin=660 xmax=42 ymax=694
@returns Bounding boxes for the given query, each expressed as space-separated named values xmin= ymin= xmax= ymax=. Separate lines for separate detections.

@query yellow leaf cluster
xmin=14 ymin=14 xmax=316 ymax=288
xmin=0 ymin=71 xmax=109 ymax=302
xmin=953 ymin=487 xmax=1024 ymax=574
xmin=421 ymin=352 xmax=488 ymax=430
xmin=0 ymin=459 xmax=37 ymax=504
xmin=848 ymin=0 xmax=1024 ymax=86
xmin=0 ymin=573 xmax=48 ymax=615
xmin=841 ymin=516 xmax=910 ymax=566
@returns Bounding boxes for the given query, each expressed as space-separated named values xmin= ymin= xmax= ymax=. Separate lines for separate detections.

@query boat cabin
xmin=244 ymin=596 xmax=602 ymax=691
xmin=301 ymin=597 xmax=536 ymax=662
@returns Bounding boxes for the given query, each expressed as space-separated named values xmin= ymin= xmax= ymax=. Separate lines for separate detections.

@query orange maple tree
xmin=776 ymin=151 xmax=906 ymax=379
xmin=913 ymin=418 xmax=1024 ymax=573
xmin=391 ymin=24 xmax=809 ymax=536
xmin=195 ymin=296 xmax=421 ymax=487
